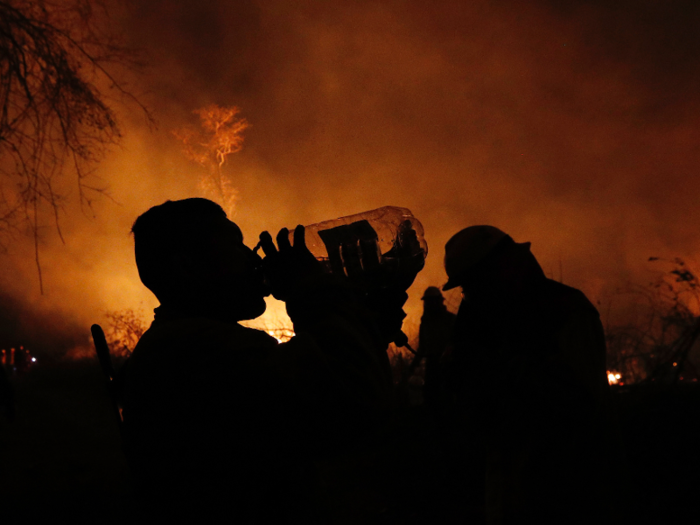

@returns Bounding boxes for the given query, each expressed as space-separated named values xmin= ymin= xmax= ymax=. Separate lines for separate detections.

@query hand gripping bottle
xmin=293 ymin=206 xmax=427 ymax=284
xmin=291 ymin=207 xmax=427 ymax=349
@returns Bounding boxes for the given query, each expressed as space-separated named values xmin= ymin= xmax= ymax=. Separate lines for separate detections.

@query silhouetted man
xmin=418 ymin=286 xmax=456 ymax=407
xmin=120 ymin=199 xmax=412 ymax=523
xmin=436 ymin=225 xmax=618 ymax=525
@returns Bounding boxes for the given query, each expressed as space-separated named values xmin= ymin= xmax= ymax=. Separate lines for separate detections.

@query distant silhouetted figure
xmin=120 ymin=199 xmax=411 ymax=523
xmin=13 ymin=346 xmax=28 ymax=375
xmin=0 ymin=362 xmax=14 ymax=423
xmin=437 ymin=226 xmax=619 ymax=525
xmin=418 ymin=286 xmax=456 ymax=407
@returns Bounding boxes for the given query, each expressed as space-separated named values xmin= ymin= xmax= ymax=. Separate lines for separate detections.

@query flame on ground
xmin=607 ymin=371 xmax=623 ymax=386
xmin=266 ymin=328 xmax=295 ymax=344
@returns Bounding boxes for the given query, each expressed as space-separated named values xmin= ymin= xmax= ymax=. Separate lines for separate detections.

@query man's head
xmin=422 ymin=286 xmax=445 ymax=302
xmin=132 ymin=198 xmax=267 ymax=321
xmin=443 ymin=225 xmax=543 ymax=297
xmin=422 ymin=285 xmax=446 ymax=313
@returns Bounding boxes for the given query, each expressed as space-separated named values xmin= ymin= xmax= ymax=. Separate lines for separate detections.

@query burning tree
xmin=0 ymin=0 xmax=149 ymax=289
xmin=606 ymin=258 xmax=700 ymax=385
xmin=174 ymin=105 xmax=248 ymax=217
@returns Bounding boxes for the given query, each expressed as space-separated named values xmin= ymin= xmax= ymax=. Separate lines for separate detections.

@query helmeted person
xmin=120 ymin=199 xmax=413 ymax=523
xmin=418 ymin=286 xmax=456 ymax=407
xmin=436 ymin=225 xmax=619 ymax=525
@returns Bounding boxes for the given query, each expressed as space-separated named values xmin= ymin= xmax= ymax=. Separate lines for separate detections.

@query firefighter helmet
xmin=421 ymin=286 xmax=444 ymax=300
xmin=443 ymin=225 xmax=509 ymax=291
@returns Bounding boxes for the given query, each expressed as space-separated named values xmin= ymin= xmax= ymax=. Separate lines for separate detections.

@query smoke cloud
xmin=2 ymin=0 xmax=700 ymax=356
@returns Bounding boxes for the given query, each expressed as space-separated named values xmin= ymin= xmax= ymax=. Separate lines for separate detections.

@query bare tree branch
xmin=0 ymin=0 xmax=152 ymax=288
xmin=607 ymin=258 xmax=700 ymax=385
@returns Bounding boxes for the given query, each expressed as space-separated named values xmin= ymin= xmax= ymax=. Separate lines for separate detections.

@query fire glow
xmin=3 ymin=1 xmax=700 ymax=378
xmin=607 ymin=371 xmax=623 ymax=386
xmin=266 ymin=328 xmax=295 ymax=344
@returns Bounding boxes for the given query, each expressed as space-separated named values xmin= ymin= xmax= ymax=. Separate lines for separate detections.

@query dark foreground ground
xmin=0 ymin=361 xmax=132 ymax=525
xmin=1 ymin=361 xmax=698 ymax=524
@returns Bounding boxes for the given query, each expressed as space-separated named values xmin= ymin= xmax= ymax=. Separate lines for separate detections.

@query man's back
xmin=122 ymin=299 xmax=396 ymax=523
xmin=449 ymin=278 xmax=618 ymax=524
xmin=122 ymin=310 xmax=331 ymax=522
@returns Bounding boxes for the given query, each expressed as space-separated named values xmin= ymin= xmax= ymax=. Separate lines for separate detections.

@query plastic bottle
xmin=289 ymin=206 xmax=426 ymax=349
xmin=292 ymin=206 xmax=427 ymax=282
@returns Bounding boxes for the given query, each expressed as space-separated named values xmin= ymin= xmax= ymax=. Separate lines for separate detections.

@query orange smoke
xmin=3 ymin=1 xmax=700 ymax=360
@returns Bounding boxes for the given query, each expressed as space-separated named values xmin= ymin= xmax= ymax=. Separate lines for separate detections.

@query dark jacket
xmin=419 ymin=305 xmax=456 ymax=406
xmin=445 ymin=278 xmax=619 ymax=525
xmin=121 ymin=284 xmax=393 ymax=523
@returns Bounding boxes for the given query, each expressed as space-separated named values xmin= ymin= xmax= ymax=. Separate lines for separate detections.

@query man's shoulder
xmin=541 ymin=279 xmax=600 ymax=318
xmin=133 ymin=317 xmax=277 ymax=359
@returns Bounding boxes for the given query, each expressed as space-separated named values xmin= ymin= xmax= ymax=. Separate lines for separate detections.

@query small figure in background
xmin=13 ymin=346 xmax=29 ymax=375
xmin=418 ymin=286 xmax=456 ymax=407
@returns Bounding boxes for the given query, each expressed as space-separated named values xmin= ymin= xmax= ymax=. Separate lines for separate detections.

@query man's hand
xmin=258 ymin=225 xmax=323 ymax=301
xmin=381 ymin=219 xmax=425 ymax=292
xmin=336 ymin=222 xmax=423 ymax=347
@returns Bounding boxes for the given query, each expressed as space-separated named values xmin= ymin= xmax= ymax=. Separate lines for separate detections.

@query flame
xmin=173 ymin=104 xmax=248 ymax=217
xmin=607 ymin=371 xmax=623 ymax=385
xmin=266 ymin=328 xmax=295 ymax=344
xmin=175 ymin=105 xmax=248 ymax=168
